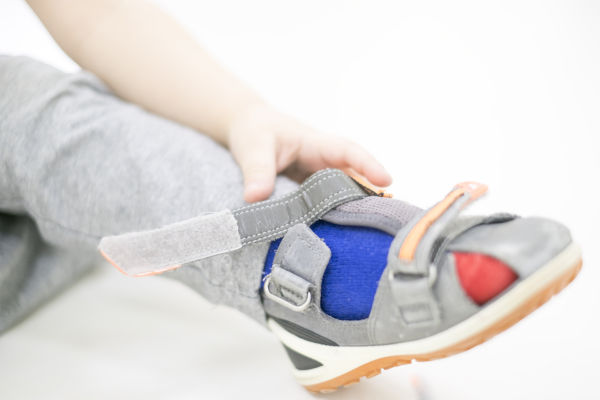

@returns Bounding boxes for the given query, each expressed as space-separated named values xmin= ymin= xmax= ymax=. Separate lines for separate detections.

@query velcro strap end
xmin=98 ymin=210 xmax=242 ymax=277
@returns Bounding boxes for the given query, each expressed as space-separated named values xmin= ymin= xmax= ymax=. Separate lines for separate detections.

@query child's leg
xmin=0 ymin=56 xmax=297 ymax=330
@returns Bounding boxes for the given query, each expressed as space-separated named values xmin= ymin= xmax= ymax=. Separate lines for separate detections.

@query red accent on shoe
xmin=453 ymin=252 xmax=518 ymax=305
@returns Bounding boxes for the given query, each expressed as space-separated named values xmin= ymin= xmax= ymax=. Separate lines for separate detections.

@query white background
xmin=0 ymin=0 xmax=599 ymax=399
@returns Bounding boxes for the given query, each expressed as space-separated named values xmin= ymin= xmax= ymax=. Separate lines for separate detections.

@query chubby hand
xmin=227 ymin=104 xmax=392 ymax=203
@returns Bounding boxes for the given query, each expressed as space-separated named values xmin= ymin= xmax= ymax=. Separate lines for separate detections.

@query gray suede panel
xmin=378 ymin=213 xmax=514 ymax=332
xmin=447 ymin=216 xmax=573 ymax=278
xmin=431 ymin=213 xmax=517 ymax=267
xmin=272 ymin=224 xmax=331 ymax=289
xmin=369 ymin=214 xmax=572 ymax=344
xmin=367 ymin=212 xmax=514 ymax=344
xmin=434 ymin=254 xmax=481 ymax=328
xmin=368 ymin=251 xmax=481 ymax=344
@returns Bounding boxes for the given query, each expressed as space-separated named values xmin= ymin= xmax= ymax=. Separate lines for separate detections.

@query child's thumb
xmin=233 ymin=135 xmax=276 ymax=203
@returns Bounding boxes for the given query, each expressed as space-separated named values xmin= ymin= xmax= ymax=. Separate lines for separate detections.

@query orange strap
xmin=398 ymin=182 xmax=487 ymax=261
xmin=349 ymin=174 xmax=393 ymax=198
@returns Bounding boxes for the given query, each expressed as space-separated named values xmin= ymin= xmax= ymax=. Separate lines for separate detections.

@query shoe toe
xmin=448 ymin=217 xmax=572 ymax=279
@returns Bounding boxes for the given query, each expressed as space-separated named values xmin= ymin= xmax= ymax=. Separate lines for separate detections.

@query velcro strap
xmin=382 ymin=181 xmax=488 ymax=327
xmin=263 ymin=223 xmax=331 ymax=312
xmin=395 ymin=182 xmax=488 ymax=276
xmin=99 ymin=210 xmax=241 ymax=277
xmin=234 ymin=169 xmax=366 ymax=245
xmin=98 ymin=169 xmax=359 ymax=277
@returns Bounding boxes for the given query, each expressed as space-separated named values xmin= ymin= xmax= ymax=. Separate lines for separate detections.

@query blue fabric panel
xmin=262 ymin=221 xmax=393 ymax=320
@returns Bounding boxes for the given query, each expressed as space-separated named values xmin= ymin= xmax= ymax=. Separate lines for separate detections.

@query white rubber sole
xmin=268 ymin=242 xmax=582 ymax=392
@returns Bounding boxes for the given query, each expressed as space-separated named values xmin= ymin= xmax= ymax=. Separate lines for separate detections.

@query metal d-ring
xmin=263 ymin=275 xmax=312 ymax=312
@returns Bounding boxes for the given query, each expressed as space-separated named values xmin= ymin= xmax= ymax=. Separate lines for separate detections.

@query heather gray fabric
xmin=0 ymin=215 xmax=93 ymax=333
xmin=0 ymin=55 xmax=298 ymax=332
xmin=321 ymin=196 xmax=422 ymax=235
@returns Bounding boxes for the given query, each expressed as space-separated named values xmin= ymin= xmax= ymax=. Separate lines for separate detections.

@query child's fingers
xmin=343 ymin=144 xmax=392 ymax=187
xmin=321 ymin=138 xmax=392 ymax=187
xmin=232 ymin=133 xmax=277 ymax=203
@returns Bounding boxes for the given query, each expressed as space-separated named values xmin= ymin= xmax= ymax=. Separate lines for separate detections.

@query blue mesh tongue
xmin=262 ymin=220 xmax=394 ymax=320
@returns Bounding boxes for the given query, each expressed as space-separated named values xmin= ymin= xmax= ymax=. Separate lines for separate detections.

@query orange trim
xmin=99 ymin=249 xmax=182 ymax=278
xmin=398 ymin=182 xmax=488 ymax=261
xmin=349 ymin=174 xmax=392 ymax=198
xmin=454 ymin=181 xmax=488 ymax=205
xmin=398 ymin=188 xmax=465 ymax=261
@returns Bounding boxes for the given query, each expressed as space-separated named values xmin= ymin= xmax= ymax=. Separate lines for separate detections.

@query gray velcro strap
xmin=98 ymin=210 xmax=241 ymax=277
xmin=397 ymin=193 xmax=472 ymax=276
xmin=98 ymin=169 xmax=359 ymax=277
xmin=234 ymin=169 xmax=366 ymax=245
xmin=386 ymin=227 xmax=440 ymax=326
xmin=264 ymin=223 xmax=331 ymax=311
xmin=380 ymin=191 xmax=474 ymax=327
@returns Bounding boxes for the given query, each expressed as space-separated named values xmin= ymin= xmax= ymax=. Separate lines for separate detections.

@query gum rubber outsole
xmin=304 ymin=257 xmax=583 ymax=393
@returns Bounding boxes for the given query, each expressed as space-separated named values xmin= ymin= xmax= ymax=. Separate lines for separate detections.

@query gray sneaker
xmin=258 ymin=175 xmax=581 ymax=392
xmin=99 ymin=169 xmax=582 ymax=393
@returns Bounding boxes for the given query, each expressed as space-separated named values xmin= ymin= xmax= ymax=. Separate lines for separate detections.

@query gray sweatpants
xmin=0 ymin=56 xmax=297 ymax=333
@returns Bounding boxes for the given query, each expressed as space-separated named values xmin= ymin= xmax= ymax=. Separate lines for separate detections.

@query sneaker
xmin=99 ymin=169 xmax=582 ymax=393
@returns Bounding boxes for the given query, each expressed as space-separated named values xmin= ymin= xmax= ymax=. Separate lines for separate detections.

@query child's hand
xmin=228 ymin=104 xmax=392 ymax=202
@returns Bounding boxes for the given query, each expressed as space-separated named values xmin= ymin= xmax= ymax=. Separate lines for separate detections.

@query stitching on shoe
xmin=243 ymin=188 xmax=359 ymax=242
xmin=234 ymin=169 xmax=335 ymax=214
xmin=234 ymin=170 xmax=341 ymax=216
xmin=243 ymin=189 xmax=363 ymax=244
xmin=279 ymin=286 xmax=305 ymax=302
